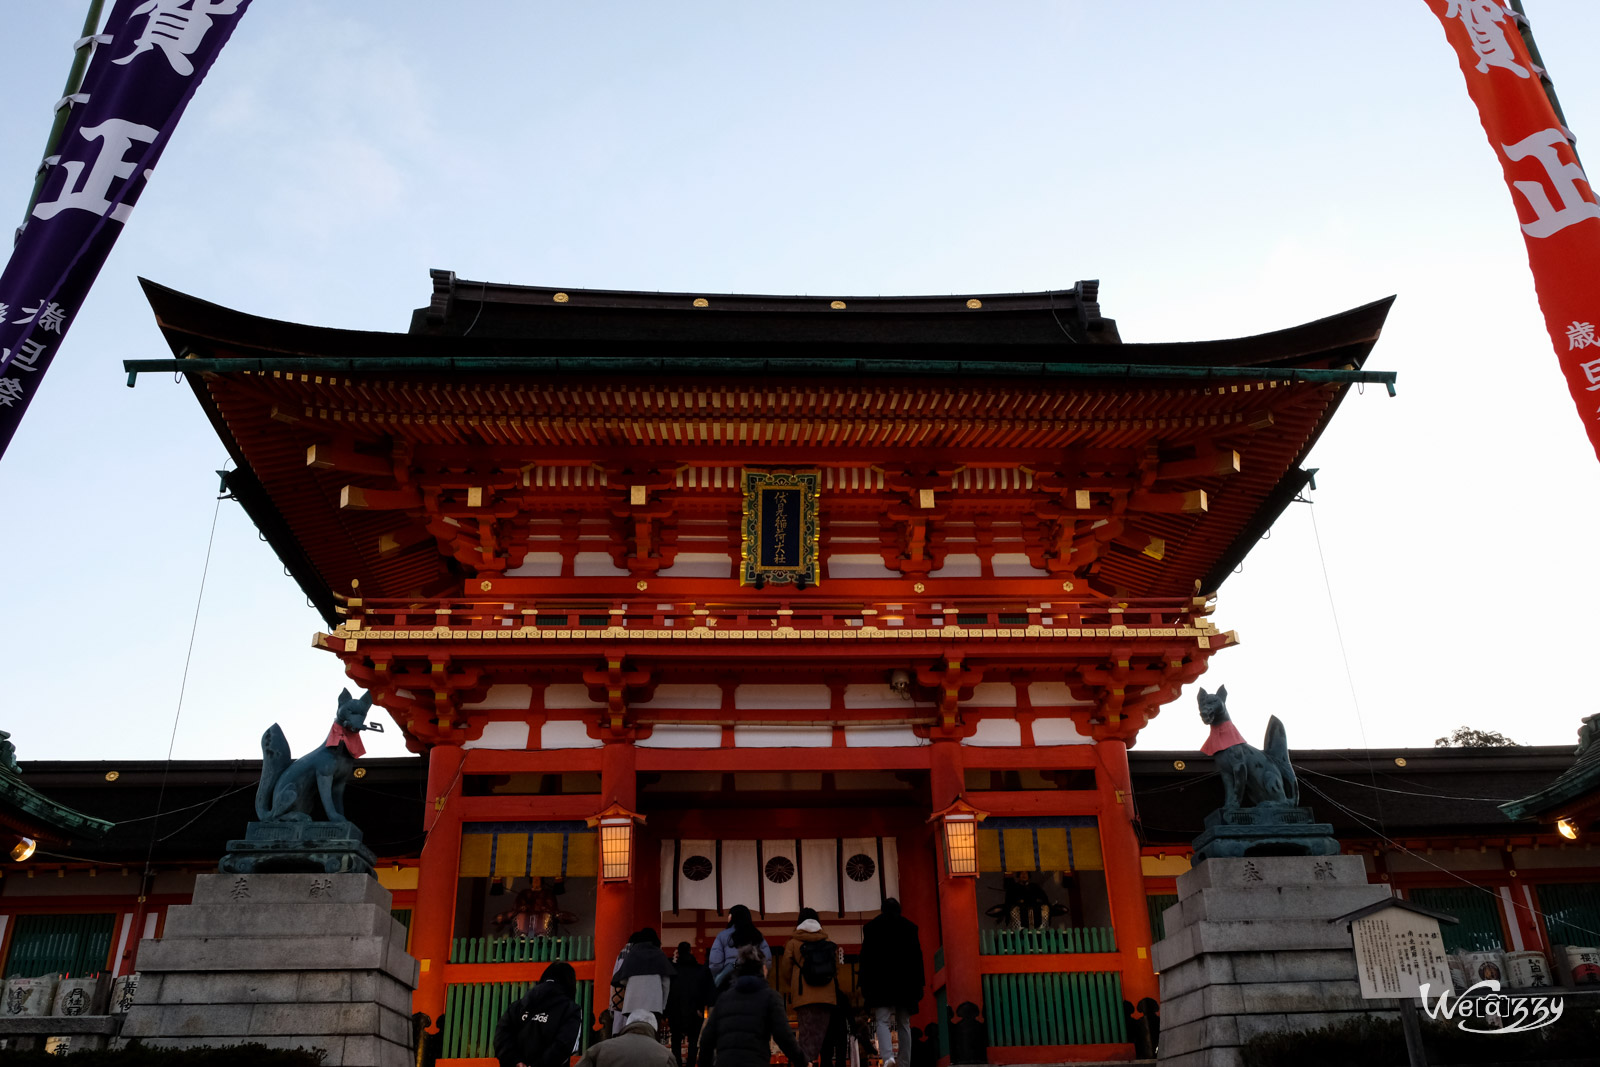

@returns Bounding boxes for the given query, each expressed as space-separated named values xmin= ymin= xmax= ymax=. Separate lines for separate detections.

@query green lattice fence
xmin=980 ymin=927 xmax=1115 ymax=955
xmin=1537 ymin=882 xmax=1600 ymax=945
xmin=1146 ymin=895 xmax=1178 ymax=943
xmin=1408 ymin=888 xmax=1506 ymax=953
xmin=442 ymin=978 xmax=594 ymax=1060
xmin=3 ymin=913 xmax=116 ymax=978
xmin=449 ymin=933 xmax=593 ymax=963
xmin=981 ymin=971 xmax=1124 ymax=1046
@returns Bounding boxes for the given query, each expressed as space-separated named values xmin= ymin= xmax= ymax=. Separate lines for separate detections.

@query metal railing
xmin=980 ymin=926 xmax=1116 ymax=955
xmin=442 ymin=978 xmax=595 ymax=1060
xmin=981 ymin=971 xmax=1125 ymax=1047
xmin=449 ymin=934 xmax=594 ymax=964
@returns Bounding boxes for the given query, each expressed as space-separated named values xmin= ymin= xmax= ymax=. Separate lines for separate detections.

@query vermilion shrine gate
xmin=134 ymin=273 xmax=1393 ymax=1064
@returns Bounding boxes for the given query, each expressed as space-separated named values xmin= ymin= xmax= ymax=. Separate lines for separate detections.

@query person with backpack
xmin=778 ymin=907 xmax=840 ymax=1065
xmin=707 ymin=904 xmax=771 ymax=989
xmin=702 ymin=946 xmax=807 ymax=1067
xmin=857 ymin=898 xmax=924 ymax=1067
xmin=494 ymin=959 xmax=583 ymax=1067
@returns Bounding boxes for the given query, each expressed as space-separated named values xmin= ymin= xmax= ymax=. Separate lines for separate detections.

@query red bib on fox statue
xmin=324 ymin=722 xmax=366 ymax=759
xmin=1200 ymin=720 xmax=1246 ymax=756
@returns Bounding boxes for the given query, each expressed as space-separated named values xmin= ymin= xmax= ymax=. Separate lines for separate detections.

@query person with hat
xmin=494 ymin=960 xmax=583 ymax=1067
xmin=778 ymin=907 xmax=840 ymax=1065
xmin=577 ymin=1010 xmax=679 ymax=1067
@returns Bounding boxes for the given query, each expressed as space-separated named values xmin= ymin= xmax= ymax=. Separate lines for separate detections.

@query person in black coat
xmin=666 ymin=942 xmax=715 ymax=1067
xmin=857 ymin=898 xmax=925 ymax=1067
xmin=701 ymin=947 xmax=806 ymax=1067
xmin=495 ymin=960 xmax=583 ymax=1067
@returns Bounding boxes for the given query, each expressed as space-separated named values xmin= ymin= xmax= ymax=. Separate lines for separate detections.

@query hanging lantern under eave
xmin=588 ymin=803 xmax=644 ymax=882
xmin=1558 ymin=817 xmax=1580 ymax=841
xmin=929 ymin=798 xmax=988 ymax=877
xmin=9 ymin=836 xmax=35 ymax=862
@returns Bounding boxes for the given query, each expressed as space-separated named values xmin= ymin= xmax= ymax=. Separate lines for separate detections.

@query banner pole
xmin=1508 ymin=1 xmax=1578 ymax=159
xmin=16 ymin=0 xmax=108 ymax=238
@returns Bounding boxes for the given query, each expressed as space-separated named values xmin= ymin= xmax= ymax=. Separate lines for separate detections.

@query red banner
xmin=1425 ymin=1 xmax=1600 ymax=462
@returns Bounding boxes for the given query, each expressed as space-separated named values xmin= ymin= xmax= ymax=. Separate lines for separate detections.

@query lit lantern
xmin=1558 ymin=817 xmax=1580 ymax=841
xmin=929 ymin=799 xmax=988 ymax=877
xmin=9 ymin=836 xmax=36 ymax=862
xmin=588 ymin=803 xmax=644 ymax=882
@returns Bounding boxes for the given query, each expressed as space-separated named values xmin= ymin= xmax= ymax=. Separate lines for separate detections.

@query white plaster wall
xmin=735 ymin=684 xmax=831 ymax=710
xmin=844 ymin=726 xmax=927 ymax=748
xmin=637 ymin=725 xmax=723 ymax=748
xmin=574 ymin=552 xmax=628 ymax=576
xmin=827 ymin=553 xmax=899 ymax=579
xmin=657 ymin=552 xmax=733 ymax=578
xmin=463 ymin=721 xmax=531 ymax=750
xmin=929 ymin=553 xmax=981 ymax=577
xmin=963 ymin=718 xmax=1023 ymax=747
xmin=1028 ymin=681 xmax=1096 ymax=707
xmin=462 ymin=684 xmax=533 ymax=711
xmin=962 ymin=682 xmax=1017 ymax=707
xmin=544 ymin=684 xmax=603 ymax=709
xmin=843 ymin=683 xmax=911 ymax=709
xmin=541 ymin=721 xmax=603 ymax=749
xmin=506 ymin=551 xmax=562 ymax=577
xmin=634 ymin=683 xmax=724 ymax=710
xmin=734 ymin=725 xmax=832 ymax=747
xmin=1032 ymin=717 xmax=1091 ymax=746
xmin=993 ymin=552 xmax=1046 ymax=577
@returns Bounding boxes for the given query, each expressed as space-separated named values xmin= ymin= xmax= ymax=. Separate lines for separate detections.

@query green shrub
xmin=0 ymin=1043 xmax=326 ymax=1065
xmin=1239 ymin=1007 xmax=1600 ymax=1067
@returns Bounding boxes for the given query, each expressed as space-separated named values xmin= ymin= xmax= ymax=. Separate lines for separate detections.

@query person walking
xmin=665 ymin=942 xmax=715 ymax=1067
xmin=707 ymin=904 xmax=771 ymax=989
xmin=702 ymin=946 xmax=806 ymax=1067
xmin=612 ymin=928 xmax=676 ymax=1034
xmin=494 ymin=960 xmax=583 ymax=1067
xmin=778 ymin=908 xmax=840 ymax=1065
xmin=577 ymin=1010 xmax=679 ymax=1067
xmin=857 ymin=898 xmax=924 ymax=1067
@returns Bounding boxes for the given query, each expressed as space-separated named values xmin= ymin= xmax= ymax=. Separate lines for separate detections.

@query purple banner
xmin=0 ymin=0 xmax=252 ymax=458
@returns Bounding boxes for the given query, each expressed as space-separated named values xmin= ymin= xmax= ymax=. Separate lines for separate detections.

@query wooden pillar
xmin=413 ymin=743 xmax=465 ymax=1032
xmin=1096 ymin=739 xmax=1159 ymax=1009
xmin=896 ymin=823 xmax=942 ymax=1033
xmin=594 ymin=739 xmax=638 ymax=989
xmin=930 ymin=739 xmax=982 ymax=1015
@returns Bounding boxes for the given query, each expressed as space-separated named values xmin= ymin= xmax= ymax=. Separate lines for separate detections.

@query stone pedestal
xmin=1153 ymin=856 xmax=1391 ymax=1067
xmin=219 ymin=820 xmax=377 ymax=875
xmin=1189 ymin=807 xmax=1339 ymax=863
xmin=120 ymin=872 xmax=418 ymax=1066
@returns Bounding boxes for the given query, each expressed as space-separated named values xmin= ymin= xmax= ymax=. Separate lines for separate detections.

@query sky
xmin=1 ymin=1 xmax=1598 ymax=765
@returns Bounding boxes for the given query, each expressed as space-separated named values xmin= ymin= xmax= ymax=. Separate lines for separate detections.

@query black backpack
xmin=799 ymin=939 xmax=838 ymax=986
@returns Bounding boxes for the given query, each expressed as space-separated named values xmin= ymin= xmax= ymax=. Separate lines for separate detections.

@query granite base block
xmin=118 ymin=873 xmax=416 ymax=1067
xmin=1154 ymin=855 xmax=1392 ymax=1065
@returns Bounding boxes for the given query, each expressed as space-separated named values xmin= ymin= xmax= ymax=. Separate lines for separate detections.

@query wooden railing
xmin=334 ymin=592 xmax=1222 ymax=646
xmin=980 ymin=926 xmax=1116 ymax=955
xmin=442 ymin=979 xmax=595 ymax=1060
xmin=449 ymin=934 xmax=593 ymax=964
xmin=981 ymin=971 xmax=1125 ymax=1046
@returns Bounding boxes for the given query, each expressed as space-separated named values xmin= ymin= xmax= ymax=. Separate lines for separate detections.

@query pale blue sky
xmin=2 ymin=2 xmax=1598 ymax=762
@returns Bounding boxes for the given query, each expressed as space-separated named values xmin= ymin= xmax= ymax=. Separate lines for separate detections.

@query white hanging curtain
xmin=759 ymin=839 xmax=801 ymax=915
xmin=662 ymin=837 xmax=901 ymax=916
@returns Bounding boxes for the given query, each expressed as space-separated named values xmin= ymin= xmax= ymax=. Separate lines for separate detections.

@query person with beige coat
xmin=778 ymin=908 xmax=841 ymax=1063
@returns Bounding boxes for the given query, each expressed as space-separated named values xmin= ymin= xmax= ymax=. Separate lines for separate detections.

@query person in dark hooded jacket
xmin=612 ymin=928 xmax=676 ymax=1033
xmin=495 ymin=959 xmax=583 ymax=1067
xmin=701 ymin=946 xmax=806 ymax=1067
xmin=665 ymin=942 xmax=715 ymax=1067
xmin=857 ymin=898 xmax=924 ymax=1067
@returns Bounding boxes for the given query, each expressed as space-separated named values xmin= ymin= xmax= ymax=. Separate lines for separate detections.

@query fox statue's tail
xmin=1262 ymin=715 xmax=1299 ymax=805
xmin=256 ymin=724 xmax=292 ymax=821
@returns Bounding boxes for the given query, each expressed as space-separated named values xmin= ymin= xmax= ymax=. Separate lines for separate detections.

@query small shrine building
xmin=123 ymin=273 xmax=1397 ymax=1063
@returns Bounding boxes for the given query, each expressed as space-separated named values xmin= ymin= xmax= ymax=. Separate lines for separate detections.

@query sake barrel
xmin=1504 ymin=950 xmax=1553 ymax=989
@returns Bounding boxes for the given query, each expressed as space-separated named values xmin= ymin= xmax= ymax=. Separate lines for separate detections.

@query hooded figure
xmin=495 ymin=960 xmax=582 ymax=1067
xmin=576 ymin=1011 xmax=678 ymax=1067
xmin=708 ymin=905 xmax=771 ymax=988
xmin=612 ymin=928 xmax=675 ymax=1033
xmin=858 ymin=898 xmax=925 ymax=1067
xmin=666 ymin=943 xmax=716 ymax=1067
xmin=779 ymin=907 xmax=840 ymax=1063
xmin=702 ymin=947 xmax=806 ymax=1067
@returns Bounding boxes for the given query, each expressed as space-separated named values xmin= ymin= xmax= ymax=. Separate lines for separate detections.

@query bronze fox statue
xmin=1197 ymin=685 xmax=1297 ymax=809
xmin=255 ymin=688 xmax=382 ymax=823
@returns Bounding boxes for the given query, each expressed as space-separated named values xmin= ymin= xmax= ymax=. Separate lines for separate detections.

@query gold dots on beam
xmin=353 ymin=767 xmax=368 ymax=779
xmin=692 ymin=298 xmax=709 ymax=308
xmin=553 ymin=292 xmax=570 ymax=303
xmin=105 ymin=771 xmax=119 ymax=782
xmin=1173 ymin=760 xmax=1187 ymax=771
xmin=830 ymin=300 xmax=847 ymax=310
xmin=966 ymin=298 xmax=982 ymax=309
